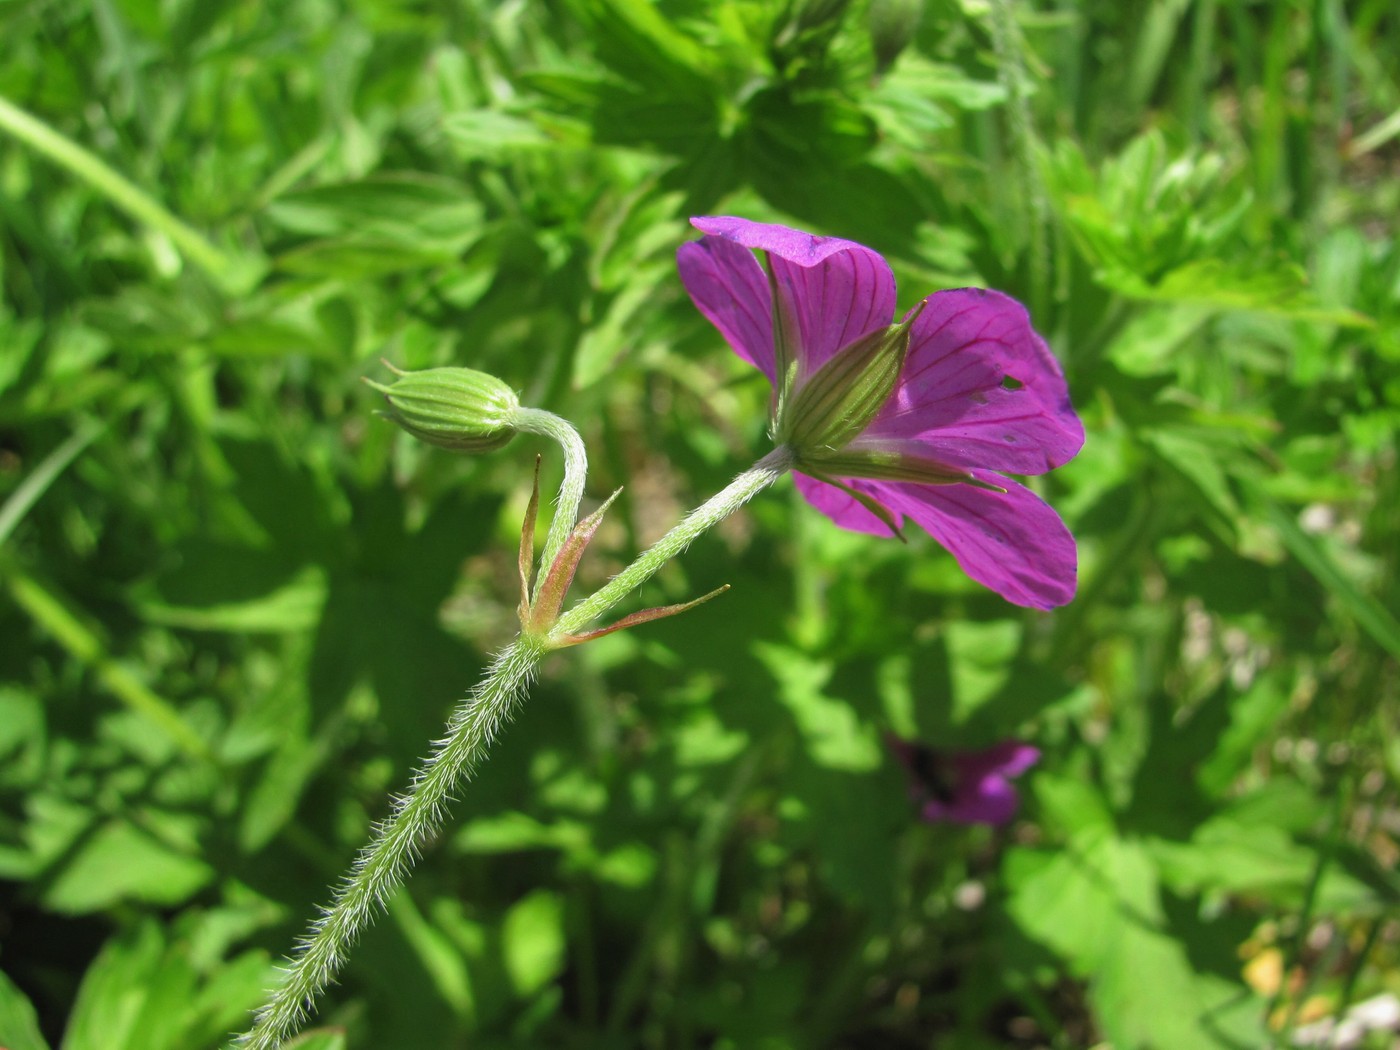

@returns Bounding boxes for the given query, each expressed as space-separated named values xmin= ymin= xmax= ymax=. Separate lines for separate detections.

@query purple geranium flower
xmin=677 ymin=216 xmax=1084 ymax=609
xmin=887 ymin=737 xmax=1040 ymax=825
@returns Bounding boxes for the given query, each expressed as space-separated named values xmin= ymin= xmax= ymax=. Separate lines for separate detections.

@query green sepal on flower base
xmin=516 ymin=458 xmax=729 ymax=648
xmin=775 ymin=300 xmax=925 ymax=455
xmin=363 ymin=363 xmax=521 ymax=453
xmin=767 ymin=297 xmax=995 ymax=542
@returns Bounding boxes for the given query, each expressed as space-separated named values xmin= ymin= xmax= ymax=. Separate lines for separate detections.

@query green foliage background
xmin=1 ymin=0 xmax=1398 ymax=1047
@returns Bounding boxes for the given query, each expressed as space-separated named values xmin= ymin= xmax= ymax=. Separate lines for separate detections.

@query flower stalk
xmin=234 ymin=449 xmax=792 ymax=1049
xmin=550 ymin=446 xmax=792 ymax=641
xmin=235 ymin=636 xmax=548 ymax=1050
xmin=512 ymin=406 xmax=589 ymax=594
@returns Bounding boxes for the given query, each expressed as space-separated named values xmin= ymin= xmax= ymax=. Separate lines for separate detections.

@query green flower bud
xmin=364 ymin=365 xmax=520 ymax=453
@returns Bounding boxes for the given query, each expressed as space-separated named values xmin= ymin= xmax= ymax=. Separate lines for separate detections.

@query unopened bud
xmin=364 ymin=364 xmax=520 ymax=453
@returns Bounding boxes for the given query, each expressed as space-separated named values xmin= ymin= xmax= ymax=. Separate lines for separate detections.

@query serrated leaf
xmin=1149 ymin=814 xmax=1377 ymax=911
xmin=42 ymin=818 xmax=212 ymax=915
xmin=1108 ymin=259 xmax=1374 ymax=324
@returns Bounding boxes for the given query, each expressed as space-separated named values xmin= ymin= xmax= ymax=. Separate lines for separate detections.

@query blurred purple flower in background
xmin=677 ymin=216 xmax=1084 ymax=609
xmin=888 ymin=737 xmax=1041 ymax=825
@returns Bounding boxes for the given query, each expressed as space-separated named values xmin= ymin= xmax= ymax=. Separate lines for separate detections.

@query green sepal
xmin=800 ymin=469 xmax=907 ymax=541
xmin=766 ymin=253 xmax=802 ymax=430
xmin=801 ymin=444 xmax=1007 ymax=492
xmin=521 ymin=488 xmax=623 ymax=637
xmin=518 ymin=456 xmax=544 ymax=625
xmin=555 ymin=585 xmax=731 ymax=647
xmin=777 ymin=300 xmax=925 ymax=456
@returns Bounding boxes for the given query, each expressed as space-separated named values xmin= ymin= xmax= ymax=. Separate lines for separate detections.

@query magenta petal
xmin=891 ymin=737 xmax=1039 ymax=825
xmin=959 ymin=741 xmax=1041 ymax=781
xmin=691 ymin=216 xmax=877 ymax=266
xmin=868 ymin=289 xmax=1084 ymax=475
xmin=878 ymin=474 xmax=1077 ymax=609
xmin=793 ymin=471 xmax=901 ymax=537
xmin=677 ymin=235 xmax=776 ymax=383
xmin=690 ymin=216 xmax=897 ymax=376
xmin=924 ymin=777 xmax=1021 ymax=825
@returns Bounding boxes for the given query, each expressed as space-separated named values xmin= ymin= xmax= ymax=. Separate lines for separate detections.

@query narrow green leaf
xmin=1264 ymin=501 xmax=1400 ymax=661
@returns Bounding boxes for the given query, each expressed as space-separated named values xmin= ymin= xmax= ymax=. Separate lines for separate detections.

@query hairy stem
xmin=551 ymin=446 xmax=793 ymax=640
xmin=512 ymin=407 xmax=589 ymax=598
xmin=234 ymin=637 xmax=548 ymax=1050
xmin=235 ymin=449 xmax=794 ymax=1047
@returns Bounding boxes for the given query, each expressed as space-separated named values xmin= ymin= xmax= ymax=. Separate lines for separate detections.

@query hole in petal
xmin=1001 ymin=375 xmax=1024 ymax=391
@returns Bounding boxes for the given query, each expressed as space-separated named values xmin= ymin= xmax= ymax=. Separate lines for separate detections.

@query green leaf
xmin=39 ymin=812 xmax=213 ymax=915
xmin=571 ymin=260 xmax=671 ymax=388
xmin=1006 ymin=833 xmax=1267 ymax=1048
xmin=0 ymin=313 xmax=44 ymax=396
xmin=1005 ymin=830 xmax=1163 ymax=974
xmin=1108 ymin=259 xmax=1373 ymax=323
xmin=944 ymin=619 xmax=1022 ymax=723
xmin=1149 ymin=813 xmax=1378 ymax=911
xmin=592 ymin=842 xmax=659 ymax=888
xmin=282 ymin=1032 xmax=348 ymax=1050
xmin=265 ymin=174 xmax=485 ymax=279
xmin=1104 ymin=304 xmax=1213 ymax=376
xmin=440 ymin=110 xmax=554 ymax=159
xmin=388 ymin=892 xmax=475 ymax=1020
xmin=60 ymin=921 xmax=166 ymax=1050
xmin=453 ymin=813 xmax=590 ymax=855
xmin=263 ymin=174 xmax=483 ymax=238
xmin=0 ymin=685 xmax=44 ymax=788
xmin=62 ymin=918 xmax=271 ymax=1050
xmin=867 ymin=55 xmax=1006 ymax=148
xmin=1196 ymin=675 xmax=1292 ymax=797
xmin=754 ymin=642 xmax=881 ymax=771
xmin=0 ymin=969 xmax=51 ymax=1050
xmin=135 ymin=564 xmax=328 ymax=633
xmin=501 ymin=890 xmax=566 ymax=997
xmin=237 ymin=724 xmax=324 ymax=853
xmin=1144 ymin=429 xmax=1241 ymax=534
xmin=566 ymin=0 xmax=716 ymax=97
xmin=1262 ymin=500 xmax=1400 ymax=661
